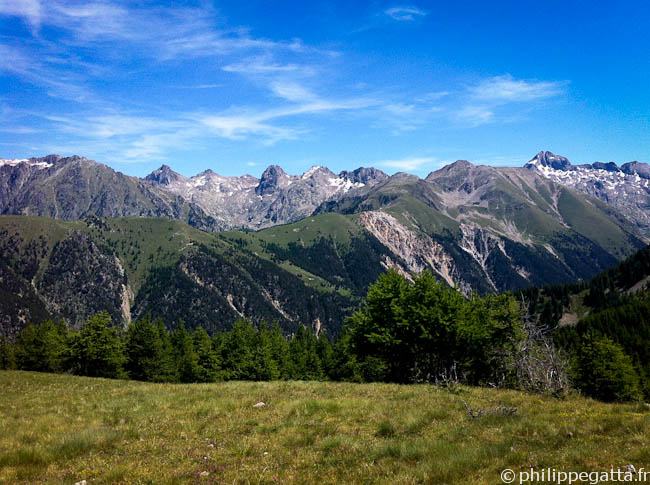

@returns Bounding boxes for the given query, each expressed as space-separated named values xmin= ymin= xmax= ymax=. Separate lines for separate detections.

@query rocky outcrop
xmin=38 ymin=231 xmax=128 ymax=328
xmin=357 ymin=211 xmax=459 ymax=289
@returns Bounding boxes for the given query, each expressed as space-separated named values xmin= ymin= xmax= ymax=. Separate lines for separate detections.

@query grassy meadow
xmin=0 ymin=371 xmax=648 ymax=484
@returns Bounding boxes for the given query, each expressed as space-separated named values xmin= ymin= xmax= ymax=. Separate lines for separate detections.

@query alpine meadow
xmin=1 ymin=1 xmax=650 ymax=484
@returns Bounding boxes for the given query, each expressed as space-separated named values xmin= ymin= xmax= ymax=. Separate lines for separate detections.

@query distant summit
xmin=525 ymin=150 xmax=650 ymax=236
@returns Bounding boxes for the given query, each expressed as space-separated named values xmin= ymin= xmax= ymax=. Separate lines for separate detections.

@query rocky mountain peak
xmin=145 ymin=164 xmax=185 ymax=185
xmin=621 ymin=161 xmax=650 ymax=179
xmin=34 ymin=154 xmax=63 ymax=165
xmin=424 ymin=160 xmax=474 ymax=183
xmin=256 ymin=165 xmax=290 ymax=196
xmin=339 ymin=167 xmax=389 ymax=185
xmin=526 ymin=151 xmax=572 ymax=171
xmin=592 ymin=161 xmax=620 ymax=172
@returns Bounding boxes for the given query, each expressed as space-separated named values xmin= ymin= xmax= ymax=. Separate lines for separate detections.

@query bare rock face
xmin=0 ymin=155 xmax=221 ymax=231
xmin=357 ymin=211 xmax=461 ymax=290
xmin=144 ymin=162 xmax=388 ymax=230
xmin=256 ymin=165 xmax=290 ymax=196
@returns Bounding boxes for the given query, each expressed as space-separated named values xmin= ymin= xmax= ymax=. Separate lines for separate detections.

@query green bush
xmin=573 ymin=334 xmax=642 ymax=402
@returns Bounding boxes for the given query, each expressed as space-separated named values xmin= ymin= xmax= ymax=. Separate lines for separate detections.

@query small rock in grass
xmin=263 ymin=452 xmax=269 ymax=456
xmin=253 ymin=402 xmax=266 ymax=407
xmin=200 ymin=471 xmax=210 ymax=477
xmin=208 ymin=443 xmax=215 ymax=448
xmin=74 ymin=481 xmax=87 ymax=485
xmin=620 ymin=465 xmax=636 ymax=475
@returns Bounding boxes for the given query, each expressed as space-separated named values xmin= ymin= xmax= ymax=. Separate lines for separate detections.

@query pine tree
xmin=170 ymin=320 xmax=199 ymax=383
xmin=67 ymin=312 xmax=125 ymax=378
xmin=288 ymin=325 xmax=322 ymax=380
xmin=574 ymin=333 xmax=642 ymax=402
xmin=193 ymin=327 xmax=222 ymax=382
xmin=220 ymin=319 xmax=256 ymax=380
xmin=252 ymin=322 xmax=280 ymax=380
xmin=0 ymin=335 xmax=15 ymax=370
xmin=153 ymin=319 xmax=178 ymax=382
xmin=268 ymin=322 xmax=291 ymax=379
xmin=124 ymin=315 xmax=177 ymax=382
xmin=14 ymin=320 xmax=69 ymax=373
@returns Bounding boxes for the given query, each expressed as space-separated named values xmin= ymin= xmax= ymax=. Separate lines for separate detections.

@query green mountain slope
xmin=316 ymin=162 xmax=645 ymax=293
xmin=0 ymin=188 xmax=646 ymax=340
xmin=0 ymin=214 xmax=392 ymax=337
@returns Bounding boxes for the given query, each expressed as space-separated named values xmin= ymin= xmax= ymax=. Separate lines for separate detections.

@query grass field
xmin=0 ymin=371 xmax=648 ymax=484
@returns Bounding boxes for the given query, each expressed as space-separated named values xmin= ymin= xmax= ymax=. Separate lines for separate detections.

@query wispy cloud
xmin=452 ymin=75 xmax=567 ymax=127
xmin=0 ymin=43 xmax=95 ymax=102
xmin=453 ymin=105 xmax=495 ymax=127
xmin=2 ymin=1 xmax=306 ymax=62
xmin=469 ymin=75 xmax=567 ymax=103
xmin=223 ymin=56 xmax=309 ymax=75
xmin=376 ymin=156 xmax=437 ymax=171
xmin=0 ymin=0 xmax=42 ymax=31
xmin=384 ymin=6 xmax=428 ymax=21
xmin=197 ymin=81 xmax=378 ymax=144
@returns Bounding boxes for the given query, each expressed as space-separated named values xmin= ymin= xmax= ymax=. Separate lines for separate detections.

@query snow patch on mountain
xmin=525 ymin=151 xmax=650 ymax=236
xmin=0 ymin=158 xmax=52 ymax=169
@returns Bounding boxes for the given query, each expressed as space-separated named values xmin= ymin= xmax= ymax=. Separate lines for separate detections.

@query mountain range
xmin=525 ymin=151 xmax=650 ymax=236
xmin=0 ymin=151 xmax=648 ymax=337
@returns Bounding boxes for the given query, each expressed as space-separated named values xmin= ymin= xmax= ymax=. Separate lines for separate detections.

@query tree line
xmin=0 ymin=269 xmax=646 ymax=402
xmin=0 ymin=314 xmax=334 ymax=383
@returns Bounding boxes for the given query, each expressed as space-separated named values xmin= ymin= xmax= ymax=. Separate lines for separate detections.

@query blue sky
xmin=1 ymin=0 xmax=649 ymax=178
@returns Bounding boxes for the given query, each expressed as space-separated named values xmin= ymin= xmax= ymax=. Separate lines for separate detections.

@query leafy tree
xmin=68 ymin=312 xmax=125 ymax=378
xmin=573 ymin=333 xmax=642 ymax=402
xmin=345 ymin=270 xmax=524 ymax=384
xmin=346 ymin=269 xmax=408 ymax=382
xmin=459 ymin=293 xmax=522 ymax=385
xmin=396 ymin=271 xmax=466 ymax=382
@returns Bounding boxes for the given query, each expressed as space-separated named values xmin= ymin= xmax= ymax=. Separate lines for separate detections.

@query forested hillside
xmin=514 ymin=245 xmax=650 ymax=401
xmin=0 ymin=214 xmax=396 ymax=337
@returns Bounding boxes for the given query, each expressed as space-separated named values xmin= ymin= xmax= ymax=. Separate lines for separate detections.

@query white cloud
xmin=270 ymin=81 xmax=317 ymax=103
xmin=0 ymin=43 xmax=93 ymax=102
xmin=179 ymin=84 xmax=223 ymax=89
xmin=377 ymin=156 xmax=436 ymax=171
xmin=1 ymin=1 xmax=302 ymax=62
xmin=384 ymin=6 xmax=428 ymax=21
xmin=450 ymin=75 xmax=567 ymax=127
xmin=223 ymin=57 xmax=308 ymax=75
xmin=198 ymin=112 xmax=301 ymax=144
xmin=197 ymin=86 xmax=376 ymax=144
xmin=454 ymin=105 xmax=494 ymax=127
xmin=0 ymin=0 xmax=42 ymax=31
xmin=469 ymin=75 xmax=566 ymax=103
